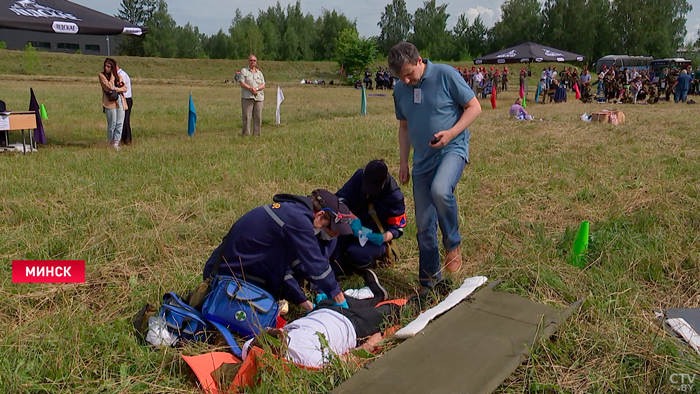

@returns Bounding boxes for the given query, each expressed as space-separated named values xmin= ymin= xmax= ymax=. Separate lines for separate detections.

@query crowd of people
xmin=451 ymin=66 xmax=513 ymax=99
xmin=598 ymin=64 xmax=699 ymax=104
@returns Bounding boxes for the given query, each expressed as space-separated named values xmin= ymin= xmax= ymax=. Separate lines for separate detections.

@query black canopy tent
xmin=0 ymin=0 xmax=146 ymax=36
xmin=474 ymin=42 xmax=584 ymax=102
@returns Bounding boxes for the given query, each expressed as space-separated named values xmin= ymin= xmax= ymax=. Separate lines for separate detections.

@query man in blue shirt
xmin=203 ymin=189 xmax=355 ymax=311
xmin=673 ymin=69 xmax=692 ymax=103
xmin=333 ymin=159 xmax=407 ymax=274
xmin=388 ymin=42 xmax=482 ymax=290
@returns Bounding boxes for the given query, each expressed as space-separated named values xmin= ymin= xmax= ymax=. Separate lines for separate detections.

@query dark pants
xmin=121 ymin=97 xmax=133 ymax=145
xmin=317 ymin=296 xmax=398 ymax=339
xmin=331 ymin=234 xmax=387 ymax=275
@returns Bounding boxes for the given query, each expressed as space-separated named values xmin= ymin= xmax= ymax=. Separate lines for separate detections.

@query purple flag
xmin=28 ymin=88 xmax=46 ymax=145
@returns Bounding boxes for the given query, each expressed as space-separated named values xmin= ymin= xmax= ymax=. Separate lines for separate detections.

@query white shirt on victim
xmin=242 ymin=308 xmax=356 ymax=368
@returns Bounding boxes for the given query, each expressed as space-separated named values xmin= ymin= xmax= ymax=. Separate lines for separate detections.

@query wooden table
xmin=0 ymin=111 xmax=38 ymax=154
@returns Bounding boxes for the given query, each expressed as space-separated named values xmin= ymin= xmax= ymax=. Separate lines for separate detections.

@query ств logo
xmin=12 ymin=260 xmax=86 ymax=283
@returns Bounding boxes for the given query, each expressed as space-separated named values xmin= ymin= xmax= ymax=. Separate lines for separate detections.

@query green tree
xmin=411 ymin=0 xmax=453 ymax=60
xmin=281 ymin=25 xmax=303 ymax=60
xmin=0 ymin=41 xmax=6 ymax=50
xmin=489 ymin=0 xmax=542 ymax=50
xmin=377 ymin=0 xmax=413 ymax=54
xmin=283 ymin=1 xmax=315 ymax=60
xmin=256 ymin=2 xmax=286 ymax=60
xmin=335 ymin=28 xmax=378 ymax=77
xmin=467 ymin=16 xmax=488 ymax=58
xmin=585 ymin=0 xmax=616 ymax=65
xmin=205 ymin=29 xmax=233 ymax=59
xmin=258 ymin=18 xmax=281 ymax=60
xmin=541 ymin=0 xmax=595 ymax=62
xmin=229 ymin=9 xmax=264 ymax=59
xmin=142 ymin=0 xmax=177 ymax=57
xmin=176 ymin=23 xmax=207 ymax=58
xmin=23 ymin=43 xmax=39 ymax=74
xmin=312 ymin=9 xmax=356 ymax=60
xmin=115 ymin=0 xmax=157 ymax=56
xmin=452 ymin=13 xmax=471 ymax=60
xmin=610 ymin=0 xmax=691 ymax=58
xmin=452 ymin=13 xmax=487 ymax=59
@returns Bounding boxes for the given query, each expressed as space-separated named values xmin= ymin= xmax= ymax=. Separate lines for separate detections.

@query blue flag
xmin=188 ymin=94 xmax=197 ymax=136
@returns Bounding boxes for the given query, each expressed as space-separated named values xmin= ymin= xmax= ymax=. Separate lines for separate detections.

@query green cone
xmin=569 ymin=220 xmax=589 ymax=268
xmin=40 ymin=104 xmax=48 ymax=120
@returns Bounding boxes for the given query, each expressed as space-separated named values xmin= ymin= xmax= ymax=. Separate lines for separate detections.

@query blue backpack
xmin=158 ymin=291 xmax=244 ymax=358
xmin=156 ymin=276 xmax=279 ymax=358
xmin=201 ymin=276 xmax=279 ymax=338
xmin=160 ymin=292 xmax=209 ymax=342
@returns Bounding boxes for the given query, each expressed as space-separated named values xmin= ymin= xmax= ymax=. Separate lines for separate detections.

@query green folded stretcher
xmin=333 ymin=280 xmax=584 ymax=394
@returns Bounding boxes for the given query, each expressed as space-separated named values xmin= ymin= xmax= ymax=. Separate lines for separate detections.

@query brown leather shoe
xmin=444 ymin=246 xmax=462 ymax=273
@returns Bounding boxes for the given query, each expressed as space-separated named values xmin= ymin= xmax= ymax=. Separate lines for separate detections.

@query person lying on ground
xmin=241 ymin=269 xmax=399 ymax=368
xmin=203 ymin=189 xmax=356 ymax=311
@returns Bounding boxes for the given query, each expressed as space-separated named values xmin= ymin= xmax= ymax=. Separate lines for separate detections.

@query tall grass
xmin=1 ymin=56 xmax=699 ymax=393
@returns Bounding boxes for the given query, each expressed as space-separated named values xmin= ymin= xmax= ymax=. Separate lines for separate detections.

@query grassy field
xmin=1 ymin=51 xmax=700 ymax=394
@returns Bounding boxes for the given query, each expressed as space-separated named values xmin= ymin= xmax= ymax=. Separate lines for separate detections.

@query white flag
xmin=276 ymin=86 xmax=285 ymax=125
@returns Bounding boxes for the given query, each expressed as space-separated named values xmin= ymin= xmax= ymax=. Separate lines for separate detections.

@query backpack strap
xmin=368 ymin=201 xmax=398 ymax=267
xmin=207 ymin=320 xmax=243 ymax=359
xmin=163 ymin=292 xmax=201 ymax=315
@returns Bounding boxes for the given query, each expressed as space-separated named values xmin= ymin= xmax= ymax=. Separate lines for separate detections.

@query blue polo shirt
xmin=676 ymin=74 xmax=692 ymax=90
xmin=394 ymin=60 xmax=476 ymax=175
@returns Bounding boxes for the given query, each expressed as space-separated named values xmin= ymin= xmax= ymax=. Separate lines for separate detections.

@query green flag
xmin=569 ymin=221 xmax=589 ymax=268
xmin=361 ymin=84 xmax=367 ymax=115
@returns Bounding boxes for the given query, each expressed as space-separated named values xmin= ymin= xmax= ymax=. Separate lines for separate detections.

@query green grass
xmin=1 ymin=53 xmax=699 ymax=393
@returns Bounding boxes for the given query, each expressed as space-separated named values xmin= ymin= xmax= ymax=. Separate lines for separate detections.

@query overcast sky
xmin=76 ymin=0 xmax=700 ymax=43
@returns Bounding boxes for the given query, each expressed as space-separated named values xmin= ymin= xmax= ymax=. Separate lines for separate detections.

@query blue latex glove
xmin=367 ymin=232 xmax=384 ymax=246
xmin=350 ymin=219 xmax=363 ymax=237
xmin=333 ymin=300 xmax=349 ymax=309
xmin=315 ymin=293 xmax=329 ymax=304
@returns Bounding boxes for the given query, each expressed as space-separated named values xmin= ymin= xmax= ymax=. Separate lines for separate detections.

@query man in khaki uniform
xmin=239 ymin=54 xmax=266 ymax=136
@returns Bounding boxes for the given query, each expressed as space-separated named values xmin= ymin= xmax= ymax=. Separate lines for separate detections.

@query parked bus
xmin=650 ymin=58 xmax=692 ymax=75
xmin=595 ymin=55 xmax=653 ymax=73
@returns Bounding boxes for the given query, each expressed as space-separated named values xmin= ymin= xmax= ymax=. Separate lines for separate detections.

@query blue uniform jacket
xmin=336 ymin=169 xmax=407 ymax=239
xmin=203 ymin=194 xmax=341 ymax=305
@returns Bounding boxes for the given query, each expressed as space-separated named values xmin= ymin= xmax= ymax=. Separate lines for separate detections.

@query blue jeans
xmin=105 ymin=98 xmax=125 ymax=142
xmin=674 ymin=89 xmax=688 ymax=103
xmin=413 ymin=154 xmax=466 ymax=287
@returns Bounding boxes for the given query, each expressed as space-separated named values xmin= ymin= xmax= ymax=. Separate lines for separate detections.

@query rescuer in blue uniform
xmin=203 ymin=189 xmax=356 ymax=311
xmin=333 ymin=160 xmax=407 ymax=274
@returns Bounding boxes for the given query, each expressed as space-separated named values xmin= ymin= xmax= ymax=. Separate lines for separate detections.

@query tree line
xmin=117 ymin=0 xmax=693 ymax=68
